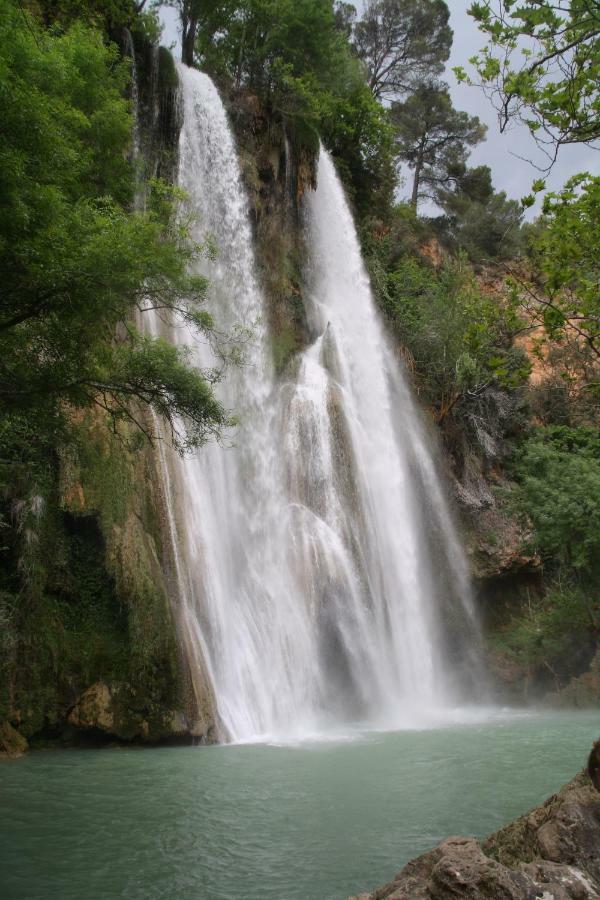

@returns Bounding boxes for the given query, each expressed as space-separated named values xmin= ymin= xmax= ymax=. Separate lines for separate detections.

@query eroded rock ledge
xmin=351 ymin=766 xmax=600 ymax=899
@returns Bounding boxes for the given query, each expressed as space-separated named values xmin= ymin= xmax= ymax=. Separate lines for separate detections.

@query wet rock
xmin=0 ymin=721 xmax=28 ymax=758
xmin=67 ymin=681 xmax=199 ymax=744
xmin=351 ymin=766 xmax=600 ymax=900
xmin=68 ymin=682 xmax=114 ymax=733
xmin=552 ymin=652 xmax=600 ymax=709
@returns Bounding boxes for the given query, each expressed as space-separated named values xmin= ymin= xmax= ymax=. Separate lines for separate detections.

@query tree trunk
xmin=411 ymin=153 xmax=423 ymax=210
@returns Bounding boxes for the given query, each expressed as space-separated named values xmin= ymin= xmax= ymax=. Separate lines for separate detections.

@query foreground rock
xmin=351 ymin=766 xmax=600 ymax=899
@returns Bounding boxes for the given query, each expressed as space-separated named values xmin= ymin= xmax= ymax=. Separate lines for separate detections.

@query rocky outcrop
xmin=553 ymin=652 xmax=600 ymax=709
xmin=67 ymin=681 xmax=209 ymax=744
xmin=351 ymin=767 xmax=600 ymax=899
xmin=0 ymin=721 xmax=28 ymax=759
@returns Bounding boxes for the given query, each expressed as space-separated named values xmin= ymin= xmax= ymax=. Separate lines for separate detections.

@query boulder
xmin=67 ymin=681 xmax=202 ymax=743
xmin=0 ymin=721 xmax=28 ymax=758
xmin=351 ymin=766 xmax=600 ymax=900
xmin=68 ymin=682 xmax=115 ymax=733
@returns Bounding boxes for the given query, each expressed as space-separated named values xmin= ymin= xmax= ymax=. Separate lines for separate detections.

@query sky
xmin=444 ymin=0 xmax=597 ymax=213
xmin=158 ymin=1 xmax=598 ymax=215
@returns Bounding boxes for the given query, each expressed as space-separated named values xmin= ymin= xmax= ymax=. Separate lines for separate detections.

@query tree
xmin=32 ymin=0 xmax=138 ymax=31
xmin=375 ymin=255 xmax=529 ymax=422
xmin=193 ymin=0 xmax=347 ymax=91
xmin=353 ymin=0 xmax=452 ymax=100
xmin=161 ymin=0 xmax=212 ymax=65
xmin=188 ymin=0 xmax=395 ymax=211
xmin=333 ymin=0 xmax=356 ymax=37
xmin=512 ymin=426 xmax=600 ymax=576
xmin=510 ymin=174 xmax=600 ymax=368
xmin=391 ymin=83 xmax=486 ymax=209
xmin=435 ymin=165 xmax=525 ymax=260
xmin=0 ymin=2 xmax=229 ymax=453
xmin=457 ymin=0 xmax=600 ymax=166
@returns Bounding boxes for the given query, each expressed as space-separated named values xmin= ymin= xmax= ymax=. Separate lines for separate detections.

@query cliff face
xmin=0 ymin=39 xmax=207 ymax=753
xmin=435 ymin=262 xmax=600 ymax=708
xmin=223 ymin=84 xmax=317 ymax=375
xmin=1 ymin=405 xmax=206 ymax=753
xmin=351 ymin=766 xmax=600 ymax=900
xmin=0 ymin=48 xmax=320 ymax=754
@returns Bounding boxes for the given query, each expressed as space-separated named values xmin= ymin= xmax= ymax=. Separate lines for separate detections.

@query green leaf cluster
xmin=534 ymin=175 xmax=600 ymax=356
xmin=371 ymin=252 xmax=530 ymax=419
xmin=434 ymin=164 xmax=525 ymax=260
xmin=189 ymin=0 xmax=395 ymax=211
xmin=465 ymin=0 xmax=600 ymax=154
xmin=0 ymin=1 xmax=229 ymax=453
xmin=511 ymin=426 xmax=600 ymax=575
xmin=489 ymin=578 xmax=598 ymax=679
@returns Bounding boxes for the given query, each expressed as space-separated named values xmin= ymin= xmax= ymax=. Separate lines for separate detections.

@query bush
xmin=511 ymin=426 xmax=600 ymax=575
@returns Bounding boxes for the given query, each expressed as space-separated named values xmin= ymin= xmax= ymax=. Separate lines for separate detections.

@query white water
xmin=147 ymin=64 xmax=479 ymax=743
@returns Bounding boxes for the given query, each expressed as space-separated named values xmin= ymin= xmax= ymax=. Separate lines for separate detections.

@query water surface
xmin=1 ymin=710 xmax=597 ymax=900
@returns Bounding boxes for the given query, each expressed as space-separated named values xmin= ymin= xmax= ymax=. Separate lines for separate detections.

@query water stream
xmin=145 ymin=63 xmax=479 ymax=742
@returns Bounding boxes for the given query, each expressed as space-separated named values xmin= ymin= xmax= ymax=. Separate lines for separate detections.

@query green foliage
xmin=434 ymin=164 xmax=525 ymax=260
xmin=511 ymin=426 xmax=600 ymax=575
xmin=391 ymin=82 xmax=486 ymax=209
xmin=372 ymin=252 xmax=529 ymax=419
xmin=0 ymin=1 xmax=226 ymax=732
xmin=489 ymin=578 xmax=598 ymax=680
xmin=194 ymin=0 xmax=342 ymax=86
xmin=0 ymin=1 xmax=229 ymax=453
xmin=188 ymin=0 xmax=395 ymax=210
xmin=353 ymin=0 xmax=452 ymax=101
xmin=460 ymin=0 xmax=600 ymax=159
xmin=533 ymin=175 xmax=600 ymax=359
xmin=31 ymin=0 xmax=137 ymax=31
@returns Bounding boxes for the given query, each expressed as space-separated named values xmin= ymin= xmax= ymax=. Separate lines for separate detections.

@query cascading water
xmin=149 ymin=63 xmax=479 ymax=743
xmin=285 ymin=149 xmax=479 ymax=724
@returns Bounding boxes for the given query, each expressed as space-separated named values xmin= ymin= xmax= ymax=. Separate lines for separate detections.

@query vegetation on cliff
xmin=0 ymin=0 xmax=228 ymax=743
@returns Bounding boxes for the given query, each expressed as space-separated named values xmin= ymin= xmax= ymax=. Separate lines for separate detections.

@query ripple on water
xmin=0 ymin=710 xmax=597 ymax=900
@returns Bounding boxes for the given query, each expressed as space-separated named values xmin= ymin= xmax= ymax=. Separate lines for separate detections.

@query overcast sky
xmin=159 ymin=1 xmax=598 ymax=215
xmin=444 ymin=0 xmax=597 ymax=213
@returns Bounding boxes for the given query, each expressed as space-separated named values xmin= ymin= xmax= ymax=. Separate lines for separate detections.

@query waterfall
xmin=123 ymin=29 xmax=140 ymax=156
xmin=289 ymin=149 xmax=479 ymax=722
xmin=149 ymin=64 xmax=479 ymax=743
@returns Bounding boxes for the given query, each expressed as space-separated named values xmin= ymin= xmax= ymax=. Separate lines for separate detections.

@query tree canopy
xmin=0 ymin=0 xmax=229 ymax=453
xmin=516 ymin=174 xmax=600 ymax=368
xmin=457 ymin=0 xmax=600 ymax=166
xmin=435 ymin=165 xmax=525 ymax=260
xmin=354 ymin=0 xmax=452 ymax=100
xmin=391 ymin=83 xmax=486 ymax=208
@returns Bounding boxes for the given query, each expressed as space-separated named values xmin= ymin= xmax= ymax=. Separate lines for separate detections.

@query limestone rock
xmin=553 ymin=651 xmax=600 ymax=708
xmin=0 ymin=721 xmax=28 ymax=758
xmin=68 ymin=682 xmax=114 ymax=732
xmin=67 ymin=681 xmax=199 ymax=743
xmin=351 ymin=769 xmax=600 ymax=900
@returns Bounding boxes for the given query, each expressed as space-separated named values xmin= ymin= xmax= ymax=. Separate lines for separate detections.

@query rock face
xmin=553 ymin=652 xmax=600 ymax=709
xmin=0 ymin=721 xmax=28 ymax=758
xmin=66 ymin=681 xmax=209 ymax=744
xmin=351 ymin=769 xmax=600 ymax=900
